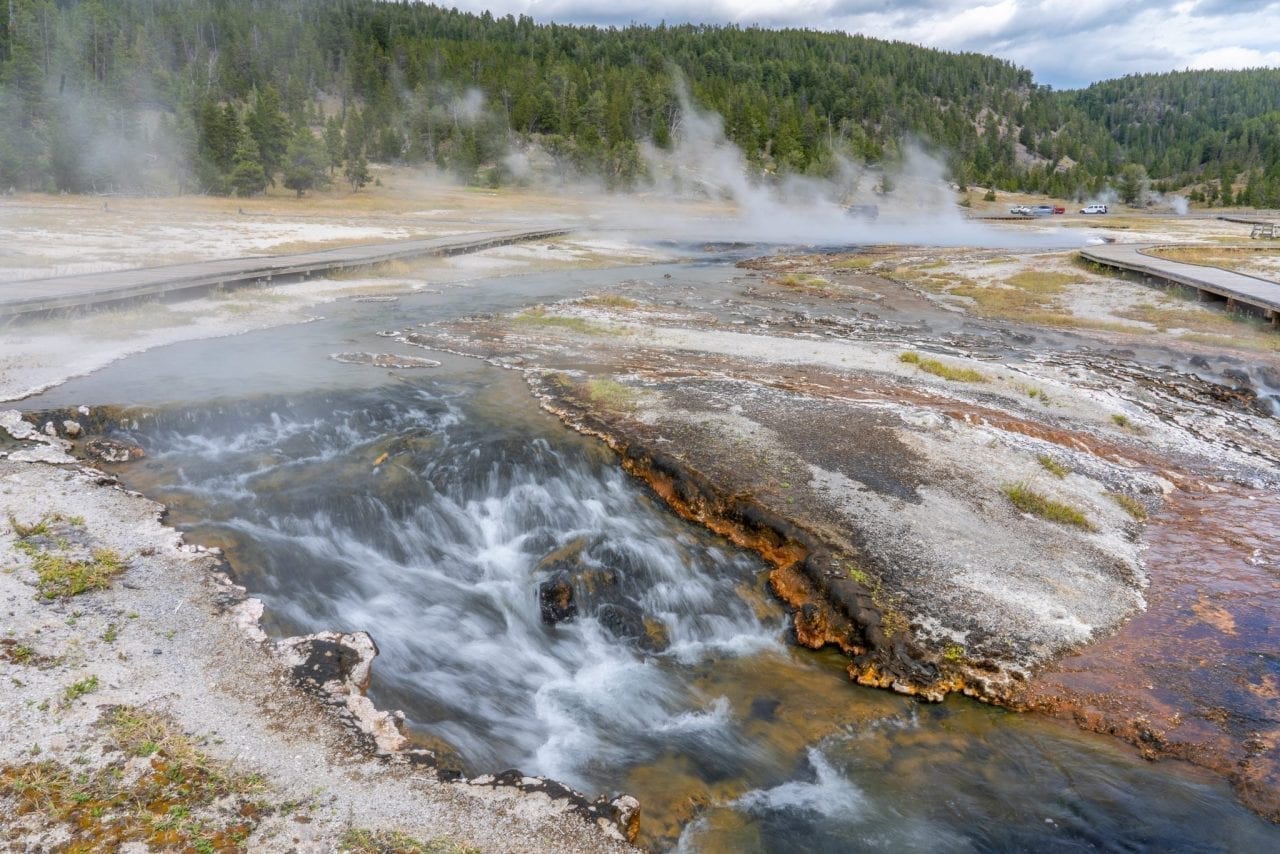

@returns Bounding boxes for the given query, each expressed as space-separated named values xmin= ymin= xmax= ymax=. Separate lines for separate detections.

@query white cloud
xmin=437 ymin=0 xmax=1280 ymax=88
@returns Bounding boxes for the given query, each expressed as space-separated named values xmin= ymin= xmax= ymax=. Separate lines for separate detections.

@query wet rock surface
xmin=538 ymin=571 xmax=579 ymax=625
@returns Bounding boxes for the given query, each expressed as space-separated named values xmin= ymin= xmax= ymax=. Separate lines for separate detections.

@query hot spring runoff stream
xmin=27 ymin=257 xmax=1280 ymax=850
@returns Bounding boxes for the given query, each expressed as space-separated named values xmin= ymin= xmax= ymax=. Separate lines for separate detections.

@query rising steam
xmin=626 ymin=87 xmax=1083 ymax=249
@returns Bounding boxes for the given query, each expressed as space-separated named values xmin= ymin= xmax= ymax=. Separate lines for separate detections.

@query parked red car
xmin=1053 ymin=206 xmax=1065 ymax=214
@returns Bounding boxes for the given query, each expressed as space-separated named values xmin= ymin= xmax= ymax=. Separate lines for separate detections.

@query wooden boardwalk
xmin=0 ymin=227 xmax=570 ymax=318
xmin=1079 ymin=242 xmax=1280 ymax=323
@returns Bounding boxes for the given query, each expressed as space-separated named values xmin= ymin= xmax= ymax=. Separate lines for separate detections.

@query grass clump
xmin=899 ymin=351 xmax=988 ymax=383
xmin=33 ymin=548 xmax=126 ymax=600
xmin=942 ymin=642 xmax=965 ymax=663
xmin=339 ymin=828 xmax=480 ymax=854
xmin=1 ymin=639 xmax=38 ymax=665
xmin=586 ymin=378 xmax=637 ymax=410
xmin=1108 ymin=492 xmax=1149 ymax=521
xmin=62 ymin=675 xmax=99 ymax=706
xmin=579 ymin=294 xmax=638 ymax=309
xmin=1001 ymin=482 xmax=1097 ymax=531
xmin=1 ymin=706 xmax=264 ymax=850
xmin=513 ymin=305 xmax=608 ymax=335
xmin=11 ymin=514 xmax=128 ymax=600
xmin=1037 ymin=455 xmax=1071 ymax=478
xmin=1004 ymin=271 xmax=1081 ymax=294
xmin=771 ymin=271 xmax=830 ymax=290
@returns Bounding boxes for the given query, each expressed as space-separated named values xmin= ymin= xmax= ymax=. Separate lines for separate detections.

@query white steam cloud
xmin=628 ymin=88 xmax=1083 ymax=249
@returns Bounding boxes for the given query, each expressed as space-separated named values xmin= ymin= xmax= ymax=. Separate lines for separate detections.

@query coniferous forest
xmin=2 ymin=0 xmax=1280 ymax=205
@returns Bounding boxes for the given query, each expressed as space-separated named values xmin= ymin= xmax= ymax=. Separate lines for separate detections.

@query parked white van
xmin=1080 ymin=203 xmax=1108 ymax=214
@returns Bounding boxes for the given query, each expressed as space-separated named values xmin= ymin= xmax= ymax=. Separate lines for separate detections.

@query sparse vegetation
xmin=1 ymin=639 xmax=37 ymax=665
xmin=1109 ymin=492 xmax=1149 ymax=521
xmin=943 ymin=642 xmax=965 ymax=663
xmin=513 ymin=306 xmax=610 ymax=335
xmin=1001 ymin=482 xmax=1097 ymax=531
xmin=586 ymin=378 xmax=638 ymax=409
xmin=32 ymin=548 xmax=127 ymax=600
xmin=1111 ymin=413 xmax=1131 ymax=428
xmin=1148 ymin=246 xmax=1280 ymax=275
xmin=580 ymin=294 xmax=638 ymax=309
xmin=773 ymin=272 xmax=829 ymax=290
xmin=0 ymin=707 xmax=264 ymax=850
xmin=62 ymin=675 xmax=100 ymax=706
xmin=1025 ymin=386 xmax=1052 ymax=405
xmin=845 ymin=563 xmax=872 ymax=587
xmin=1005 ymin=271 xmax=1081 ymax=293
xmin=338 ymin=828 xmax=480 ymax=854
xmin=899 ymin=351 xmax=988 ymax=383
xmin=10 ymin=515 xmax=128 ymax=600
xmin=1037 ymin=455 xmax=1071 ymax=478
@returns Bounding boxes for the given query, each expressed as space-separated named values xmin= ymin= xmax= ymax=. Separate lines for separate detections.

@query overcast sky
xmin=438 ymin=0 xmax=1280 ymax=89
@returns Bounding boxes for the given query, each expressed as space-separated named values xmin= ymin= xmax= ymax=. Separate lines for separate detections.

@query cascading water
xmin=43 ymin=259 xmax=1279 ymax=851
xmin=118 ymin=380 xmax=785 ymax=793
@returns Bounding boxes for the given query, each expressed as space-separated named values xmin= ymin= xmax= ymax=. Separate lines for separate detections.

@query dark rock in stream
xmin=538 ymin=571 xmax=578 ymax=624
xmin=84 ymin=437 xmax=146 ymax=463
xmin=597 ymin=603 xmax=670 ymax=653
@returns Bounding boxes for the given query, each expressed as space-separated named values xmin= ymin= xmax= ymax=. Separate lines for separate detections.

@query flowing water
xmin=25 ymin=259 xmax=1280 ymax=850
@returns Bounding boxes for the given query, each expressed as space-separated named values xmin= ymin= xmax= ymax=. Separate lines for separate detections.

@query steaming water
xmin=27 ymin=260 xmax=1280 ymax=849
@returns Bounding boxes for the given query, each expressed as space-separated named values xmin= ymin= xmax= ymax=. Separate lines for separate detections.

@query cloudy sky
xmin=439 ymin=0 xmax=1280 ymax=88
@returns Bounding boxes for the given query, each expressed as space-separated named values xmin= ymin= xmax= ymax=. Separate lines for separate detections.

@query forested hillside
xmin=2 ymin=0 xmax=1278 ymax=205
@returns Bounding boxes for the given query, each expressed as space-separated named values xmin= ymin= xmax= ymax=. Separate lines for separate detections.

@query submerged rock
xmin=538 ymin=570 xmax=578 ymax=624
xmin=597 ymin=602 xmax=670 ymax=653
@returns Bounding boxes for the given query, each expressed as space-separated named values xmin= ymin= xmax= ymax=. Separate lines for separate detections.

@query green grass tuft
xmin=34 ymin=548 xmax=126 ymax=600
xmin=586 ymin=378 xmax=637 ymax=409
xmin=1108 ymin=492 xmax=1148 ymax=521
xmin=1037 ymin=454 xmax=1071 ymax=478
xmin=513 ymin=306 xmax=609 ymax=335
xmin=899 ymin=351 xmax=988 ymax=383
xmin=1002 ymin=482 xmax=1096 ymax=531
xmin=62 ymin=675 xmax=99 ymax=706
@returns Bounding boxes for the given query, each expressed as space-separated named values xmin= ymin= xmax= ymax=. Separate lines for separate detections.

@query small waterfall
xmin=123 ymin=383 xmax=784 ymax=790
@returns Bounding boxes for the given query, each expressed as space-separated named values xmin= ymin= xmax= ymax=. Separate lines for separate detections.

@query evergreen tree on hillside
xmin=229 ymin=135 xmax=267 ymax=197
xmin=1 ymin=0 xmax=1279 ymax=199
xmin=283 ymin=127 xmax=330 ymax=197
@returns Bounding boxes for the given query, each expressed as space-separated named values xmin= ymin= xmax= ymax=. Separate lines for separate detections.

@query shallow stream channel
xmin=26 ymin=256 xmax=1280 ymax=850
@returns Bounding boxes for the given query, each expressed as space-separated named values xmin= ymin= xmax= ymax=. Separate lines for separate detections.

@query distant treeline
xmin=2 ymin=0 xmax=1279 ymax=205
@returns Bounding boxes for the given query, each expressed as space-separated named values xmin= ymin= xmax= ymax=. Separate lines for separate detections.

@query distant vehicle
xmin=1009 ymin=205 xmax=1031 ymax=215
xmin=1030 ymin=205 xmax=1055 ymax=216
xmin=1080 ymin=203 xmax=1108 ymax=214
xmin=1053 ymin=206 xmax=1066 ymax=214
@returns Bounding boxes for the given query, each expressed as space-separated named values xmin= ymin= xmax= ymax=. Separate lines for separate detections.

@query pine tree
xmin=323 ymin=115 xmax=344 ymax=177
xmin=344 ymin=148 xmax=370 ymax=192
xmin=229 ymin=135 xmax=267 ymax=197
xmin=246 ymin=85 xmax=291 ymax=183
xmin=283 ymin=127 xmax=329 ymax=197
